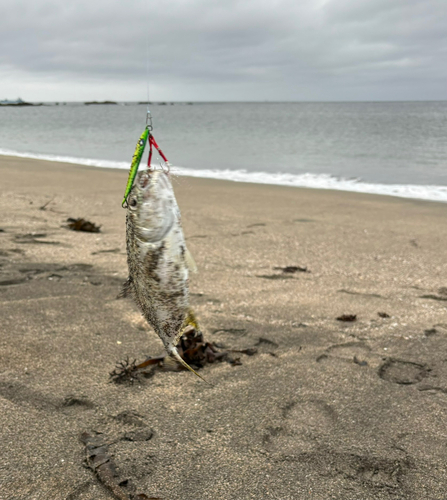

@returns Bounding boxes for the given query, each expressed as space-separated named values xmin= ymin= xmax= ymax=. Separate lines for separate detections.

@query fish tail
xmin=170 ymin=347 xmax=212 ymax=385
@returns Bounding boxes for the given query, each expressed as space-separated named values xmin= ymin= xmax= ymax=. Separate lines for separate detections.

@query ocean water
xmin=1 ymin=102 xmax=446 ymax=201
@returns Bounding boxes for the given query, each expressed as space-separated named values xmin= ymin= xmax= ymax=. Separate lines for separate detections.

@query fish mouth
xmin=139 ymin=171 xmax=152 ymax=193
xmin=138 ymin=170 xmax=170 ymax=198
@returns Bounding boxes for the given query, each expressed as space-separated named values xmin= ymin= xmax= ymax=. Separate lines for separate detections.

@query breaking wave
xmin=1 ymin=148 xmax=447 ymax=203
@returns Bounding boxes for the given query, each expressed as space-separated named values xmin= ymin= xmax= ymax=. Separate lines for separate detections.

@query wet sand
xmin=1 ymin=154 xmax=447 ymax=500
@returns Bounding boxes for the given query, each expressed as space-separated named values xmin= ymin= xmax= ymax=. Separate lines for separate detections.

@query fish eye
xmin=129 ymin=197 xmax=138 ymax=209
xmin=139 ymin=139 xmax=144 ymax=146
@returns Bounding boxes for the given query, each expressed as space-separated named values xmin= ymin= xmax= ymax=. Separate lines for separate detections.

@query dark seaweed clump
xmin=110 ymin=327 xmax=257 ymax=384
xmin=66 ymin=218 xmax=101 ymax=233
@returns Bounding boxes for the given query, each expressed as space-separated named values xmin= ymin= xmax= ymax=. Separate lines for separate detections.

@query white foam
xmin=0 ymin=148 xmax=130 ymax=170
xmin=1 ymin=148 xmax=446 ymax=203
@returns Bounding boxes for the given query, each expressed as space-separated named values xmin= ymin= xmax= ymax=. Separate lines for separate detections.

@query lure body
xmin=122 ymin=128 xmax=149 ymax=207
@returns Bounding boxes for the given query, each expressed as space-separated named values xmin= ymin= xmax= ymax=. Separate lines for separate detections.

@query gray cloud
xmin=1 ymin=0 xmax=446 ymax=100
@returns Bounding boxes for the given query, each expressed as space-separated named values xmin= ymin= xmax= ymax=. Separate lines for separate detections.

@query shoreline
xmin=1 ymin=149 xmax=446 ymax=204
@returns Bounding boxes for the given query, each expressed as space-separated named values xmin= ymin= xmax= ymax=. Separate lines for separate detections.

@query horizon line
xmin=2 ymin=99 xmax=447 ymax=105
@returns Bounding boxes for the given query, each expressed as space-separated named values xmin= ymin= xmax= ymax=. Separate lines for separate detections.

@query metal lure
xmin=122 ymin=128 xmax=149 ymax=207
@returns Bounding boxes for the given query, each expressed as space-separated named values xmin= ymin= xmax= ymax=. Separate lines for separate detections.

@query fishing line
xmin=146 ymin=34 xmax=150 ymax=105
xmin=121 ymin=24 xmax=172 ymax=207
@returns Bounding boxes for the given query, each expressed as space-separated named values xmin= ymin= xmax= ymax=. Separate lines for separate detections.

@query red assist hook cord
xmin=145 ymin=109 xmax=170 ymax=172
xmin=147 ymin=133 xmax=169 ymax=169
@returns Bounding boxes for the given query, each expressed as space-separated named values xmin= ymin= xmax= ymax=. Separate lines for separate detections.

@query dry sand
xmin=1 ymin=155 xmax=447 ymax=500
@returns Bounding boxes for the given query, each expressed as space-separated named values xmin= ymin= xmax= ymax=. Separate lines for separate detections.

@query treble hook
xmin=161 ymin=161 xmax=171 ymax=174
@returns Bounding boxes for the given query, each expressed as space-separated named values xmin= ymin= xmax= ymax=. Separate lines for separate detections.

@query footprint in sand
xmin=379 ymin=359 xmax=429 ymax=385
xmin=316 ymin=341 xmax=372 ymax=366
xmin=263 ymin=399 xmax=338 ymax=454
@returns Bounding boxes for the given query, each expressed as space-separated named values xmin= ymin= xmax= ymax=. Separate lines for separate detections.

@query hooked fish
xmin=122 ymin=169 xmax=206 ymax=382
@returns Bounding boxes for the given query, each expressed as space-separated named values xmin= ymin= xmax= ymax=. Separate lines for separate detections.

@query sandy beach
xmin=1 ymin=154 xmax=447 ymax=500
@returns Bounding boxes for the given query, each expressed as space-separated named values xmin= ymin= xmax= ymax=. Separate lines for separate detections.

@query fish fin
xmin=172 ymin=309 xmax=201 ymax=354
xmin=185 ymin=247 xmax=198 ymax=273
xmin=170 ymin=347 xmax=212 ymax=385
xmin=183 ymin=309 xmax=200 ymax=331
xmin=118 ymin=276 xmax=134 ymax=299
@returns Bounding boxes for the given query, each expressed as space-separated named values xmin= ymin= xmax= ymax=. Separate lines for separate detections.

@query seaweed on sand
xmin=110 ymin=327 xmax=257 ymax=384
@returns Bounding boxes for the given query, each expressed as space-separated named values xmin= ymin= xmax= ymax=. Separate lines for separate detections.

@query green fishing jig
xmin=122 ymin=128 xmax=149 ymax=207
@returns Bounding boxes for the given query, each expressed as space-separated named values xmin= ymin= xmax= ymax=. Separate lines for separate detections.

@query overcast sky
xmin=1 ymin=0 xmax=446 ymax=101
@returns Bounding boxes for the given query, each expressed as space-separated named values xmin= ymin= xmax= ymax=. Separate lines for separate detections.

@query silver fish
xmin=123 ymin=169 xmax=206 ymax=381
